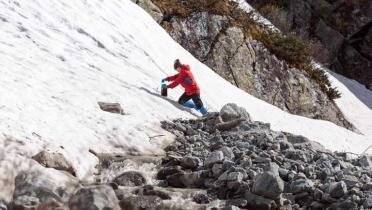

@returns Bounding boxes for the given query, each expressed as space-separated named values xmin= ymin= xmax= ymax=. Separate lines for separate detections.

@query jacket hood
xmin=181 ymin=64 xmax=190 ymax=71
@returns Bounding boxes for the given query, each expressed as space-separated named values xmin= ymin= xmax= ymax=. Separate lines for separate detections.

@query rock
xmin=342 ymin=175 xmax=359 ymax=188
xmin=252 ymin=171 xmax=284 ymax=199
xmin=136 ymin=0 xmax=163 ymax=23
xmin=315 ymin=19 xmax=344 ymax=59
xmin=32 ymin=150 xmax=76 ymax=176
xmin=0 ymin=201 xmax=6 ymax=210
xmin=97 ymin=102 xmax=124 ymax=114
xmin=363 ymin=195 xmax=372 ymax=208
xmin=244 ymin=191 xmax=277 ymax=210
xmin=113 ymin=171 xmax=147 ymax=186
xmin=290 ymin=179 xmax=314 ymax=194
xmin=219 ymin=103 xmax=251 ymax=122
xmin=138 ymin=185 xmax=171 ymax=200
xmin=13 ymin=168 xmax=79 ymax=207
xmin=69 ymin=185 xmax=120 ymax=210
xmin=219 ymin=171 xmax=244 ymax=182
xmin=328 ymin=181 xmax=347 ymax=198
xmin=179 ymin=156 xmax=201 ymax=170
xmin=220 ymin=146 xmax=235 ymax=160
xmin=204 ymin=150 xmax=224 ymax=167
xmin=359 ymin=156 xmax=372 ymax=168
xmin=167 ymin=171 xmax=206 ymax=188
xmin=156 ymin=166 xmax=183 ymax=180
xmin=362 ymin=182 xmax=372 ymax=191
xmin=212 ymin=163 xmax=224 ymax=177
xmin=227 ymin=198 xmax=248 ymax=208
xmin=12 ymin=195 xmax=39 ymax=210
xmin=193 ymin=193 xmax=211 ymax=204
xmin=331 ymin=199 xmax=357 ymax=210
xmin=119 ymin=195 xmax=161 ymax=210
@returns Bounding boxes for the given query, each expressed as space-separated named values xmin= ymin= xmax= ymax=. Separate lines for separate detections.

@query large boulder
xmin=68 ymin=185 xmax=120 ymax=210
xmin=32 ymin=150 xmax=76 ymax=176
xmin=252 ymin=171 xmax=284 ymax=199
xmin=219 ymin=103 xmax=251 ymax=122
xmin=12 ymin=168 xmax=79 ymax=209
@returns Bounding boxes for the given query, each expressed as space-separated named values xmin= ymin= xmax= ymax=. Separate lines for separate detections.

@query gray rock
xmin=315 ymin=19 xmax=344 ymax=59
xmin=363 ymin=195 xmax=372 ymax=208
xmin=113 ymin=171 xmax=147 ymax=186
xmin=69 ymin=185 xmax=120 ymax=210
xmin=179 ymin=156 xmax=201 ymax=170
xmin=13 ymin=168 xmax=79 ymax=205
xmin=138 ymin=186 xmax=171 ymax=200
xmin=97 ymin=102 xmax=124 ymax=115
xmin=219 ymin=103 xmax=251 ymax=122
xmin=167 ymin=171 xmax=206 ymax=188
xmin=359 ymin=156 xmax=372 ymax=168
xmin=252 ymin=171 xmax=284 ymax=199
xmin=290 ymin=179 xmax=314 ymax=194
xmin=12 ymin=195 xmax=39 ymax=210
xmin=342 ymin=175 xmax=359 ymax=188
xmin=204 ymin=150 xmax=224 ymax=166
xmin=244 ymin=191 xmax=277 ymax=210
xmin=156 ymin=166 xmax=183 ymax=180
xmin=119 ymin=195 xmax=161 ymax=210
xmin=32 ymin=150 xmax=76 ymax=176
xmin=136 ymin=0 xmax=163 ymax=23
xmin=219 ymin=172 xmax=244 ymax=182
xmin=0 ymin=201 xmax=6 ymax=210
xmin=328 ymin=181 xmax=347 ymax=198
xmin=212 ymin=163 xmax=224 ymax=177
xmin=193 ymin=193 xmax=211 ymax=204
xmin=220 ymin=146 xmax=235 ymax=160
xmin=362 ymin=182 xmax=372 ymax=191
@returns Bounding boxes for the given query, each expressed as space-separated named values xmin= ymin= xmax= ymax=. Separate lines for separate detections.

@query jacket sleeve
xmin=167 ymin=74 xmax=179 ymax=81
xmin=168 ymin=73 xmax=184 ymax=89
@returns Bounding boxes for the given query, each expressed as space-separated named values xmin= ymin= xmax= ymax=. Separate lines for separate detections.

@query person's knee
xmin=195 ymin=101 xmax=203 ymax=110
xmin=178 ymin=98 xmax=186 ymax=105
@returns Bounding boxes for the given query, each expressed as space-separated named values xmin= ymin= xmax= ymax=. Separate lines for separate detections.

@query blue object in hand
xmin=161 ymin=78 xmax=167 ymax=83
xmin=161 ymin=83 xmax=168 ymax=89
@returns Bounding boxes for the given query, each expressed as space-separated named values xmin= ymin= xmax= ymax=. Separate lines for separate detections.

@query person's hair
xmin=174 ymin=59 xmax=182 ymax=69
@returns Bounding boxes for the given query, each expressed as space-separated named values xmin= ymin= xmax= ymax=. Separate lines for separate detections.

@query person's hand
xmin=161 ymin=78 xmax=167 ymax=83
xmin=161 ymin=84 xmax=168 ymax=89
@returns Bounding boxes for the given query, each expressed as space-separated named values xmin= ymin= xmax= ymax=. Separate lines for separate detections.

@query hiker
xmin=161 ymin=59 xmax=207 ymax=115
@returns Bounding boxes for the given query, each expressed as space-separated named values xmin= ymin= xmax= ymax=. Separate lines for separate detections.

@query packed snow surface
xmin=1 ymin=0 xmax=372 ymax=195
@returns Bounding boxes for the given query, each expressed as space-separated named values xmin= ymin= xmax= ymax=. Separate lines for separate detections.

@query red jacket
xmin=167 ymin=64 xmax=200 ymax=95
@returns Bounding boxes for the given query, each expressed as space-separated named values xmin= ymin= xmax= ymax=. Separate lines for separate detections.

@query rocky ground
xmin=5 ymin=104 xmax=372 ymax=210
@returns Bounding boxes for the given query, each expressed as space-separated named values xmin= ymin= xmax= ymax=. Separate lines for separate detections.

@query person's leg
xmin=178 ymin=93 xmax=194 ymax=108
xmin=191 ymin=94 xmax=207 ymax=115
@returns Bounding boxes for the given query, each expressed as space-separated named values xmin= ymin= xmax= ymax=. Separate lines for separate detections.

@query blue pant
xmin=178 ymin=93 xmax=207 ymax=114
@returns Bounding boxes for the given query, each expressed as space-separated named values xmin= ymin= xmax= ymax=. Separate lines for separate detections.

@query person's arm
xmin=168 ymin=73 xmax=184 ymax=89
xmin=166 ymin=74 xmax=179 ymax=82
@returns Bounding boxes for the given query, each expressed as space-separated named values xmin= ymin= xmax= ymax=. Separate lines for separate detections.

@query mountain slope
xmin=0 ymin=0 xmax=372 ymax=198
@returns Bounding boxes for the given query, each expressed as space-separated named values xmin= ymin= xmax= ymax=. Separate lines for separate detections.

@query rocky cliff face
xmin=132 ymin=0 xmax=353 ymax=129
xmin=249 ymin=0 xmax=372 ymax=90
